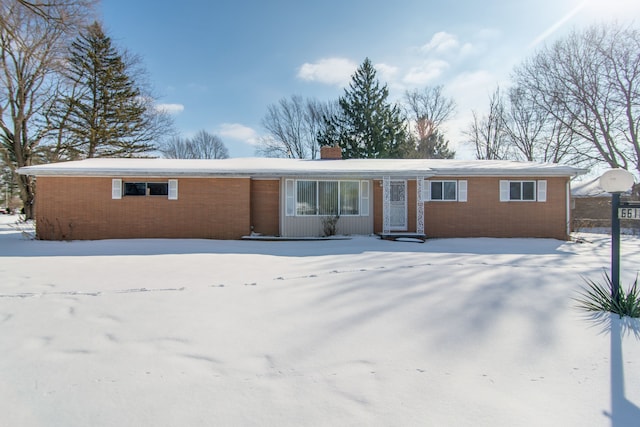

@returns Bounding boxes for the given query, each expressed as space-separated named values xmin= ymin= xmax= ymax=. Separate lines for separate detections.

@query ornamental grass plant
xmin=575 ymin=272 xmax=640 ymax=318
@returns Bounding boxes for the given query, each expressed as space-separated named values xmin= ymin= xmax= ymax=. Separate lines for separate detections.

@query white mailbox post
xmin=599 ymin=169 xmax=636 ymax=303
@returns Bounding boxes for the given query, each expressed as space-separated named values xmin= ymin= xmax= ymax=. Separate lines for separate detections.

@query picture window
xmin=295 ymin=180 xmax=361 ymax=216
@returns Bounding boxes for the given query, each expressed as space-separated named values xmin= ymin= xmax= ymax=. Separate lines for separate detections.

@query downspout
xmin=417 ymin=176 xmax=425 ymax=235
xmin=566 ymin=179 xmax=571 ymax=238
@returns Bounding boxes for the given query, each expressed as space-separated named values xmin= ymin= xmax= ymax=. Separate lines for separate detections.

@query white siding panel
xmin=281 ymin=215 xmax=374 ymax=237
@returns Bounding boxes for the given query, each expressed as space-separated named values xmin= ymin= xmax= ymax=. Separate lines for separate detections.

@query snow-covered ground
xmin=1 ymin=214 xmax=639 ymax=426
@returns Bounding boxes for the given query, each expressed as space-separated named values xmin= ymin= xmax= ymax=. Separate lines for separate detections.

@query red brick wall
xmin=373 ymin=181 xmax=382 ymax=233
xmin=250 ymin=180 xmax=280 ymax=236
xmin=407 ymin=180 xmax=417 ymax=232
xmin=374 ymin=177 xmax=570 ymax=239
xmin=35 ymin=177 xmax=251 ymax=240
xmin=34 ymin=175 xmax=571 ymax=240
xmin=424 ymin=177 xmax=569 ymax=239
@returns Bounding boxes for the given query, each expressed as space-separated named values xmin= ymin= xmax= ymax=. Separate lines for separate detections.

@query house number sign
xmin=618 ymin=208 xmax=640 ymax=219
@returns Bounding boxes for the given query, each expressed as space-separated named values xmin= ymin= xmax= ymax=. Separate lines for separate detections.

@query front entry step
xmin=377 ymin=232 xmax=427 ymax=242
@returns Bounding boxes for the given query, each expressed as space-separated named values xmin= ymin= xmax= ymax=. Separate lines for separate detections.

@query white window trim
xmin=537 ymin=180 xmax=547 ymax=202
xmin=360 ymin=180 xmax=370 ymax=216
xmin=116 ymin=180 xmax=176 ymax=199
xmin=427 ymin=180 xmax=466 ymax=202
xmin=500 ymin=180 xmax=546 ymax=202
xmin=421 ymin=179 xmax=430 ymax=202
xmin=458 ymin=180 xmax=467 ymax=202
xmin=285 ymin=179 xmax=295 ymax=216
xmin=168 ymin=179 xmax=178 ymax=200
xmin=112 ymin=179 xmax=122 ymax=200
xmin=291 ymin=179 xmax=363 ymax=217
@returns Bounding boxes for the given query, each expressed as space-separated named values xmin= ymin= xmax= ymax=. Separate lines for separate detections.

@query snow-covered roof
xmin=571 ymin=177 xmax=608 ymax=197
xmin=571 ymin=176 xmax=633 ymax=197
xmin=18 ymin=157 xmax=587 ymax=178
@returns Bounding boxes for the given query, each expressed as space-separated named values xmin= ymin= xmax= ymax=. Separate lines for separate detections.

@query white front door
xmin=389 ymin=180 xmax=407 ymax=230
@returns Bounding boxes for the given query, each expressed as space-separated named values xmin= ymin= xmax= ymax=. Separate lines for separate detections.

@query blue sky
xmin=101 ymin=0 xmax=640 ymax=158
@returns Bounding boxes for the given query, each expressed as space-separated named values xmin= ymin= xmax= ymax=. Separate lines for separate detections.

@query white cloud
xmin=374 ymin=63 xmax=399 ymax=82
xmin=422 ymin=31 xmax=460 ymax=54
xmin=402 ymin=60 xmax=450 ymax=86
xmin=418 ymin=29 xmax=501 ymax=61
xmin=476 ymin=28 xmax=502 ymax=41
xmin=155 ymin=103 xmax=185 ymax=115
xmin=297 ymin=57 xmax=358 ymax=86
xmin=448 ymin=70 xmax=502 ymax=111
xmin=459 ymin=42 xmax=475 ymax=57
xmin=218 ymin=123 xmax=260 ymax=146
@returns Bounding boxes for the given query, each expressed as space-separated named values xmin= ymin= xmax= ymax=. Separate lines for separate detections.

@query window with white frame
xmin=510 ymin=181 xmax=535 ymax=200
xmin=499 ymin=180 xmax=546 ymax=202
xmin=422 ymin=180 xmax=467 ymax=202
xmin=289 ymin=179 xmax=366 ymax=216
xmin=124 ymin=182 xmax=169 ymax=196
xmin=430 ymin=181 xmax=457 ymax=201
xmin=112 ymin=179 xmax=178 ymax=200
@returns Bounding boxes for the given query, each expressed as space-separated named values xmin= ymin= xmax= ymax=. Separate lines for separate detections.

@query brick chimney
xmin=320 ymin=145 xmax=342 ymax=160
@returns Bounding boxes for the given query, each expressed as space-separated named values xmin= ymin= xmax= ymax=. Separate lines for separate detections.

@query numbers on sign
xmin=618 ymin=208 xmax=640 ymax=219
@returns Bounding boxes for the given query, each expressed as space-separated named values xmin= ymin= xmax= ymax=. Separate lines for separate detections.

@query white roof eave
xmin=17 ymin=158 xmax=587 ymax=179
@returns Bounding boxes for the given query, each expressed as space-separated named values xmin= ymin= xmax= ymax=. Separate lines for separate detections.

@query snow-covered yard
xmin=1 ymin=215 xmax=639 ymax=426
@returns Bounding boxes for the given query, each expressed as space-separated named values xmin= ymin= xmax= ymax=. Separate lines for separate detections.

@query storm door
xmin=389 ymin=180 xmax=407 ymax=230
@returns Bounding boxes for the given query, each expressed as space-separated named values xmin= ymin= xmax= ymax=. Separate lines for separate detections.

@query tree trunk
xmin=17 ymin=173 xmax=35 ymax=219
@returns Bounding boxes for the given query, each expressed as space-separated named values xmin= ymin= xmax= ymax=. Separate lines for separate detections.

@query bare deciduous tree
xmin=502 ymin=85 xmax=588 ymax=165
xmin=465 ymin=87 xmax=511 ymax=160
xmin=404 ymin=85 xmax=456 ymax=140
xmin=0 ymin=0 xmax=94 ymax=218
xmin=189 ymin=130 xmax=229 ymax=159
xmin=160 ymin=130 xmax=229 ymax=159
xmin=257 ymin=95 xmax=337 ymax=159
xmin=403 ymin=85 xmax=456 ymax=158
xmin=512 ymin=22 xmax=640 ymax=173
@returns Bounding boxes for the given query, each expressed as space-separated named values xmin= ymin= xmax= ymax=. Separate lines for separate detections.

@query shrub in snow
xmin=321 ymin=215 xmax=340 ymax=237
xmin=575 ymin=272 xmax=640 ymax=318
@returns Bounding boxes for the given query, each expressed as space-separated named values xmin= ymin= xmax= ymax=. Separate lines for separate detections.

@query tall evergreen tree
xmin=318 ymin=58 xmax=407 ymax=159
xmin=56 ymin=21 xmax=163 ymax=158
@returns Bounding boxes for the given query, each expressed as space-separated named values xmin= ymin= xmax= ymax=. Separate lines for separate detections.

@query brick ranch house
xmin=18 ymin=147 xmax=586 ymax=241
